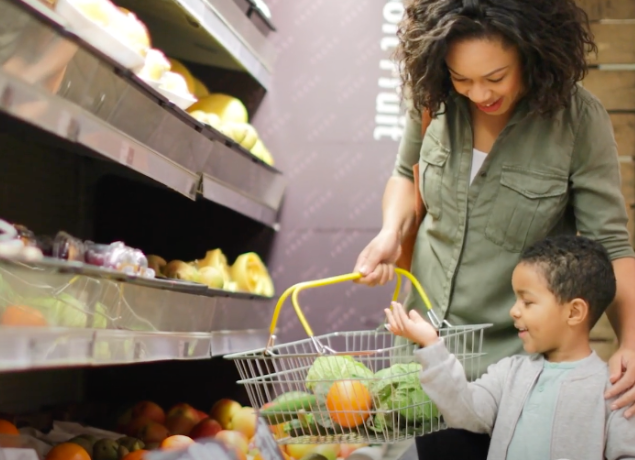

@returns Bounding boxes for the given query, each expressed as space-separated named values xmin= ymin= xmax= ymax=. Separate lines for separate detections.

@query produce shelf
xmin=2 ymin=0 xmax=285 ymax=227
xmin=115 ymin=0 xmax=275 ymax=89
xmin=0 ymin=257 xmax=274 ymax=370
xmin=0 ymin=68 xmax=200 ymax=200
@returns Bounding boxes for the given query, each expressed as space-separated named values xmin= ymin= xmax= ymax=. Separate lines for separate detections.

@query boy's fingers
xmin=384 ymin=308 xmax=399 ymax=332
xmin=409 ymin=309 xmax=425 ymax=322
xmin=391 ymin=304 xmax=406 ymax=331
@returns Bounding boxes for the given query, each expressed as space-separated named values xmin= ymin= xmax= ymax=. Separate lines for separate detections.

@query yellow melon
xmin=167 ymin=58 xmax=196 ymax=95
xmin=187 ymin=94 xmax=248 ymax=124
xmin=193 ymin=78 xmax=210 ymax=98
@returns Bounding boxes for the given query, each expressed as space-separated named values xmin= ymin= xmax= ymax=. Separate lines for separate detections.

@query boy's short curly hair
xmin=396 ymin=0 xmax=597 ymax=117
xmin=520 ymin=235 xmax=616 ymax=328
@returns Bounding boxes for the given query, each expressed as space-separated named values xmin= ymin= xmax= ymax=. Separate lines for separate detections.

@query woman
xmin=354 ymin=0 xmax=635 ymax=458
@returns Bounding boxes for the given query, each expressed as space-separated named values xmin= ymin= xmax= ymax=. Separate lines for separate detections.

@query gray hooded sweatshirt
xmin=415 ymin=340 xmax=635 ymax=460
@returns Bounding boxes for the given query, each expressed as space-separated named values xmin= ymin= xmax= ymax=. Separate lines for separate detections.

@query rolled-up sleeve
xmin=571 ymin=100 xmax=635 ymax=260
xmin=392 ymin=104 xmax=423 ymax=181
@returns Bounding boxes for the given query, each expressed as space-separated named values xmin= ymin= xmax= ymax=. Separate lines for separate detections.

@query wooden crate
xmin=588 ymin=23 xmax=635 ymax=64
xmin=583 ymin=70 xmax=635 ymax=111
xmin=612 ymin=114 xmax=635 ymax=157
xmin=577 ymin=0 xmax=635 ymax=20
xmin=590 ymin=338 xmax=619 ymax=362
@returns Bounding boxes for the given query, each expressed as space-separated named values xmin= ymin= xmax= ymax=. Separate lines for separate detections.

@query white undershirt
xmin=470 ymin=148 xmax=487 ymax=184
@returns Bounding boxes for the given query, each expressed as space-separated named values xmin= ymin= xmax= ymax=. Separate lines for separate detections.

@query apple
xmin=166 ymin=414 xmax=197 ymax=436
xmin=285 ymin=444 xmax=316 ymax=459
xmin=167 ymin=403 xmax=199 ymax=422
xmin=137 ymin=422 xmax=170 ymax=444
xmin=210 ymin=399 xmax=241 ymax=429
xmin=165 ymin=403 xmax=200 ymax=436
xmin=214 ymin=430 xmax=249 ymax=455
xmin=160 ymin=435 xmax=194 ymax=450
xmin=132 ymin=401 xmax=166 ymax=424
xmin=116 ymin=408 xmax=134 ymax=433
xmin=285 ymin=444 xmax=339 ymax=460
xmin=339 ymin=443 xmax=368 ymax=458
xmin=195 ymin=410 xmax=208 ymax=422
xmin=189 ymin=418 xmax=222 ymax=439
xmin=126 ymin=416 xmax=153 ymax=437
xmin=227 ymin=407 xmax=257 ymax=439
xmin=313 ymin=445 xmax=340 ymax=460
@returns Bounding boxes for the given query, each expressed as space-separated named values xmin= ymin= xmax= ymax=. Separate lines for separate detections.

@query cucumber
xmin=260 ymin=393 xmax=318 ymax=424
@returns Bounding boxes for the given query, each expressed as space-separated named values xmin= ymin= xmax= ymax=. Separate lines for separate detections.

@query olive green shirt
xmin=394 ymin=87 xmax=634 ymax=376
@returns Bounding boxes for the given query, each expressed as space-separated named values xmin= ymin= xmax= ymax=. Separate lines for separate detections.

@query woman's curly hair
xmin=396 ymin=0 xmax=598 ymax=117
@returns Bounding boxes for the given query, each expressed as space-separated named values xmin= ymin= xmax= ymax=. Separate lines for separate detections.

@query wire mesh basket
xmin=225 ymin=268 xmax=492 ymax=445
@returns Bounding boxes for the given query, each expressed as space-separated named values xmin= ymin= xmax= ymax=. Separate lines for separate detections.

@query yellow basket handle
xmin=266 ymin=268 xmax=436 ymax=350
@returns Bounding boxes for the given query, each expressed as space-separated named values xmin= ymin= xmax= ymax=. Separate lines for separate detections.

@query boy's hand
xmin=385 ymin=302 xmax=439 ymax=347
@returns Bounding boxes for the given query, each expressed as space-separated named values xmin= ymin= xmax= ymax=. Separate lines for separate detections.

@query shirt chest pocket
xmin=419 ymin=140 xmax=450 ymax=220
xmin=485 ymin=167 xmax=569 ymax=253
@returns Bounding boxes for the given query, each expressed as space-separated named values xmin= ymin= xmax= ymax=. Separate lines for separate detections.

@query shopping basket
xmin=225 ymin=268 xmax=491 ymax=445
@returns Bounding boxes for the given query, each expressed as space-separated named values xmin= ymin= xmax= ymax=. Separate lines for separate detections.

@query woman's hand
xmin=606 ymin=346 xmax=635 ymax=418
xmin=353 ymin=229 xmax=401 ymax=286
xmin=385 ymin=302 xmax=439 ymax=347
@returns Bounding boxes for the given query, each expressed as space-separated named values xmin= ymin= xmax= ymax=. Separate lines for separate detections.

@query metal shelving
xmin=1 ymin=0 xmax=285 ymax=228
xmin=0 ymin=0 xmax=283 ymax=370
xmin=115 ymin=0 xmax=275 ymax=89
xmin=0 ymin=257 xmax=276 ymax=370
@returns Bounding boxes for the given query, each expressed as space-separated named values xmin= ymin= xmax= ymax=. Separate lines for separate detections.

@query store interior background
xmin=0 ymin=0 xmax=402 ymax=413
xmin=0 ymin=0 xmax=631 ymax=437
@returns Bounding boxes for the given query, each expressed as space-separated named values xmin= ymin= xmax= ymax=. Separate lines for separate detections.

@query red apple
xmin=228 ymin=407 xmax=257 ymax=440
xmin=137 ymin=421 xmax=170 ymax=444
xmin=195 ymin=410 xmax=208 ymax=422
xmin=166 ymin=414 xmax=197 ymax=436
xmin=167 ymin=403 xmax=199 ymax=421
xmin=189 ymin=418 xmax=222 ymax=439
xmin=210 ymin=399 xmax=241 ymax=429
xmin=126 ymin=416 xmax=153 ymax=437
xmin=132 ymin=401 xmax=166 ymax=424
xmin=214 ymin=430 xmax=249 ymax=455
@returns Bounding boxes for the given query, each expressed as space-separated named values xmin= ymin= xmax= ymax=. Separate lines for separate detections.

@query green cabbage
xmin=371 ymin=362 xmax=438 ymax=422
xmin=305 ymin=355 xmax=374 ymax=390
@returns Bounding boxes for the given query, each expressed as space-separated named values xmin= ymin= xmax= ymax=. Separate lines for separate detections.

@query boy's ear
xmin=567 ymin=298 xmax=589 ymax=327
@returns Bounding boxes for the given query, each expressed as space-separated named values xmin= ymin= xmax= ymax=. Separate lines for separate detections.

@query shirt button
xmin=480 ymin=171 xmax=487 ymax=177
xmin=538 ymin=386 xmax=544 ymax=392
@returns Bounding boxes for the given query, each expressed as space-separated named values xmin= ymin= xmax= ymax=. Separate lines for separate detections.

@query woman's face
xmin=445 ymin=37 xmax=524 ymax=117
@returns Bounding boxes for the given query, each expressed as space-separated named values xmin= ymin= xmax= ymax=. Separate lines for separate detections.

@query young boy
xmin=385 ymin=235 xmax=635 ymax=460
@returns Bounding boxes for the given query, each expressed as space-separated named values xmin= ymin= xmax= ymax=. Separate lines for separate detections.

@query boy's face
xmin=509 ymin=262 xmax=570 ymax=355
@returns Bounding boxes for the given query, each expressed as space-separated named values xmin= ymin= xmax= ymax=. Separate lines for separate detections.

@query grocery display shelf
xmin=0 ymin=257 xmax=275 ymax=370
xmin=2 ymin=0 xmax=285 ymax=228
xmin=115 ymin=0 xmax=275 ymax=89
xmin=0 ymin=68 xmax=200 ymax=200
xmin=0 ymin=327 xmax=272 ymax=370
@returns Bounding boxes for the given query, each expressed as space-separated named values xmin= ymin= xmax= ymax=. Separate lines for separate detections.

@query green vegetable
xmin=371 ymin=362 xmax=438 ymax=422
xmin=260 ymin=392 xmax=317 ymax=424
xmin=28 ymin=294 xmax=88 ymax=327
xmin=93 ymin=302 xmax=109 ymax=329
xmin=305 ymin=355 xmax=374 ymax=391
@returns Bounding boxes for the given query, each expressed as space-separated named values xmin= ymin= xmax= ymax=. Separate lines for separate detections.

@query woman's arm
xmin=570 ymin=97 xmax=635 ymax=416
xmin=354 ymin=107 xmax=423 ymax=284
xmin=606 ymin=258 xmax=635 ymax=417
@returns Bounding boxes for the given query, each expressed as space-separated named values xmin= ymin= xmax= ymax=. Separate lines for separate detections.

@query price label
xmin=255 ymin=417 xmax=285 ymax=460
xmin=119 ymin=142 xmax=135 ymax=166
